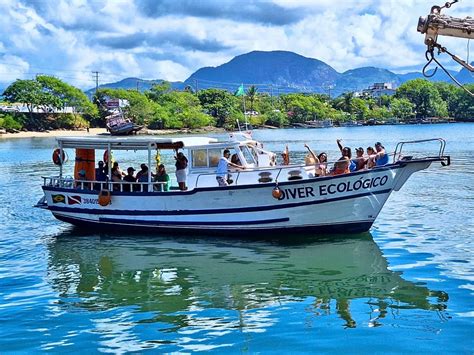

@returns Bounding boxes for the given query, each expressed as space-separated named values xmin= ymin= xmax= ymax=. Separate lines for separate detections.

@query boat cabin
xmin=46 ymin=134 xmax=310 ymax=193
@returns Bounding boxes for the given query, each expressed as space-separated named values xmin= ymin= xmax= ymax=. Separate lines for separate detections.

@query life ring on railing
xmin=98 ymin=189 xmax=112 ymax=206
xmin=52 ymin=148 xmax=66 ymax=165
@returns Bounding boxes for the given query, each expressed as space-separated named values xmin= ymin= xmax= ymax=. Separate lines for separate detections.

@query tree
xmin=450 ymin=84 xmax=474 ymax=120
xmin=148 ymin=90 xmax=215 ymax=129
xmin=36 ymin=75 xmax=97 ymax=126
xmin=3 ymin=79 xmax=45 ymax=116
xmin=197 ymin=89 xmax=239 ymax=127
xmin=433 ymin=82 xmax=460 ymax=118
xmin=246 ymin=85 xmax=258 ymax=111
xmin=146 ymin=81 xmax=172 ymax=103
xmin=396 ymin=79 xmax=448 ymax=118
xmin=390 ymin=98 xmax=414 ymax=120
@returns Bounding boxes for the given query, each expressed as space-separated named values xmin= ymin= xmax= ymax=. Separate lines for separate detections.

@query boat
xmin=36 ymin=134 xmax=450 ymax=234
xmin=306 ymin=119 xmax=334 ymax=128
xmin=106 ymin=111 xmax=143 ymax=135
xmin=339 ymin=120 xmax=362 ymax=127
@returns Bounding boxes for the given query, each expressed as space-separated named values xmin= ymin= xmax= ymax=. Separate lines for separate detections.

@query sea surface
xmin=0 ymin=123 xmax=473 ymax=353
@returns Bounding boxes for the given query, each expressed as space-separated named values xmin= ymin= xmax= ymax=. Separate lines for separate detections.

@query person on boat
xmin=281 ymin=145 xmax=290 ymax=165
xmin=95 ymin=161 xmax=107 ymax=180
xmin=352 ymin=147 xmax=366 ymax=171
xmin=366 ymin=146 xmax=376 ymax=168
xmin=175 ymin=152 xmax=188 ymax=191
xmin=336 ymin=139 xmax=356 ymax=172
xmin=94 ymin=161 xmax=108 ymax=190
xmin=111 ymin=162 xmax=125 ymax=191
xmin=154 ymin=164 xmax=170 ymax=192
xmin=123 ymin=167 xmax=137 ymax=192
xmin=216 ymin=149 xmax=245 ymax=186
xmin=75 ymin=169 xmax=90 ymax=189
xmin=374 ymin=142 xmax=389 ymax=166
xmin=136 ymin=164 xmax=150 ymax=182
xmin=304 ymin=144 xmax=327 ymax=176
xmin=331 ymin=157 xmax=351 ymax=175
xmin=231 ymin=153 xmax=241 ymax=165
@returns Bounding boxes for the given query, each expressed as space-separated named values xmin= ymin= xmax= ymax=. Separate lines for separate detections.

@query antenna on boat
xmin=417 ymin=0 xmax=474 ymax=96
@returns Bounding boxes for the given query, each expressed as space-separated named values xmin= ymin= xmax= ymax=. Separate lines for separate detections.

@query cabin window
xmin=208 ymin=149 xmax=221 ymax=167
xmin=241 ymin=145 xmax=256 ymax=164
xmin=192 ymin=149 xmax=207 ymax=167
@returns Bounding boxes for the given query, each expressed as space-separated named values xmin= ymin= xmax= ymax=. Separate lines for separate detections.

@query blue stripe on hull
xmin=99 ymin=217 xmax=289 ymax=226
xmin=47 ymin=189 xmax=391 ymax=216
xmin=53 ymin=214 xmax=373 ymax=235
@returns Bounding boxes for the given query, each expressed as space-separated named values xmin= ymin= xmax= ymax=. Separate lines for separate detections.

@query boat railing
xmin=194 ymin=165 xmax=313 ymax=188
xmin=42 ymin=176 xmax=167 ymax=192
xmin=393 ymin=138 xmax=450 ymax=165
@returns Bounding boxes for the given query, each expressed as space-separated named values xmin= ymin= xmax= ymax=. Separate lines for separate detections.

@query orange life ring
xmin=98 ymin=189 xmax=111 ymax=206
xmin=52 ymin=148 xmax=66 ymax=165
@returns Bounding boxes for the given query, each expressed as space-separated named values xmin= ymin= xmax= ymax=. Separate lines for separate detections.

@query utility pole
xmin=270 ymin=84 xmax=273 ymax=108
xmin=193 ymin=79 xmax=198 ymax=95
xmin=92 ymin=71 xmax=99 ymax=95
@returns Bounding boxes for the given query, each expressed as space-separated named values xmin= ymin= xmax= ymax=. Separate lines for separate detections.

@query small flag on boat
xmin=235 ymin=84 xmax=245 ymax=96
xmin=52 ymin=194 xmax=66 ymax=204
xmin=67 ymin=195 xmax=82 ymax=205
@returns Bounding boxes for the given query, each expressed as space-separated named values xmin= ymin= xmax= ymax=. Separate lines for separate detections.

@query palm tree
xmin=246 ymin=85 xmax=258 ymax=112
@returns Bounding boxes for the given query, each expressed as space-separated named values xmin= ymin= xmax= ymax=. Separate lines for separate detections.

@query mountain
xmin=185 ymin=50 xmax=341 ymax=94
xmin=454 ymin=62 xmax=474 ymax=84
xmin=86 ymin=51 xmax=474 ymax=97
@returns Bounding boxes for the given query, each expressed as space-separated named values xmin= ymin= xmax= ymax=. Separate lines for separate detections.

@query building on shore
xmin=360 ymin=82 xmax=397 ymax=98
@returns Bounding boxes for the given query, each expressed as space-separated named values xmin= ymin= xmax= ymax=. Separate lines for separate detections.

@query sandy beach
xmin=0 ymin=128 xmax=109 ymax=139
xmin=0 ymin=127 xmax=226 ymax=139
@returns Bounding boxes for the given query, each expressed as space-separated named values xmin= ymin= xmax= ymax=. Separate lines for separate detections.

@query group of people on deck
xmin=91 ymin=161 xmax=170 ymax=192
xmin=76 ymin=139 xmax=388 ymax=191
xmin=303 ymin=139 xmax=388 ymax=176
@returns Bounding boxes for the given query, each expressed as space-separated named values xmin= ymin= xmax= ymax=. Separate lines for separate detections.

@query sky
xmin=0 ymin=0 xmax=473 ymax=90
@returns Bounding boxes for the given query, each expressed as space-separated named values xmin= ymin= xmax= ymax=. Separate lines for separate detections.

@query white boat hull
xmin=41 ymin=160 xmax=433 ymax=234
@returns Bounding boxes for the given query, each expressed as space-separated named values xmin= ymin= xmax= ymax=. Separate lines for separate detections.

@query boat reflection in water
xmin=46 ymin=232 xmax=448 ymax=338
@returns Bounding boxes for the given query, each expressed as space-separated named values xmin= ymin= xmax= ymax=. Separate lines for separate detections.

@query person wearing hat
xmin=374 ymin=142 xmax=389 ymax=166
xmin=123 ymin=166 xmax=137 ymax=192
xmin=353 ymin=147 xmax=366 ymax=171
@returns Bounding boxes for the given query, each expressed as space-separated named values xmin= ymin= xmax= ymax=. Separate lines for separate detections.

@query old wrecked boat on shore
xmin=36 ymin=134 xmax=450 ymax=234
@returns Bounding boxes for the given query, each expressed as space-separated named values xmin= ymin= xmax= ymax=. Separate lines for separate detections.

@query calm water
xmin=0 ymin=124 xmax=473 ymax=353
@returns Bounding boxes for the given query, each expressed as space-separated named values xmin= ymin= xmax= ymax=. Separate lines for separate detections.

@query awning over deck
xmin=56 ymin=136 xmax=218 ymax=150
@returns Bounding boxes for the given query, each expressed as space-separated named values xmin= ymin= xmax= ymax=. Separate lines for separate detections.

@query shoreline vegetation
xmin=0 ymin=121 xmax=466 ymax=140
xmin=1 ymin=76 xmax=473 ymax=137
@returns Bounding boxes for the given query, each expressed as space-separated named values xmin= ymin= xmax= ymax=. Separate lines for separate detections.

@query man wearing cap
xmin=374 ymin=142 xmax=389 ymax=166
xmin=350 ymin=147 xmax=365 ymax=171
xmin=123 ymin=167 xmax=137 ymax=192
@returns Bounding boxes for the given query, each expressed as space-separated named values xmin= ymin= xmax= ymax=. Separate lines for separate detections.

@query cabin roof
xmin=56 ymin=136 xmax=219 ymax=150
